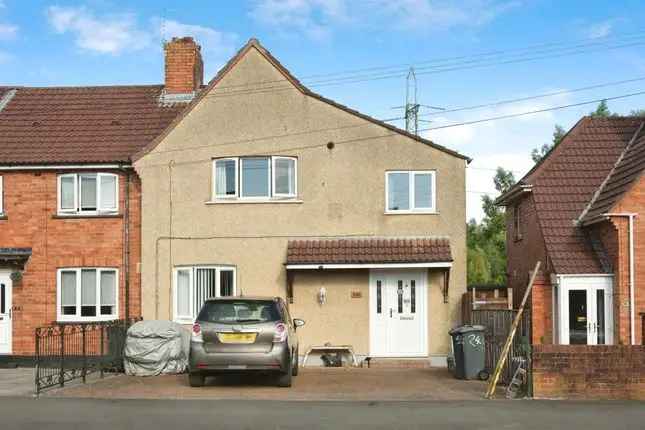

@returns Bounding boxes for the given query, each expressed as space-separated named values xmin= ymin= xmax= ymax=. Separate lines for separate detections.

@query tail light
xmin=273 ymin=322 xmax=288 ymax=343
xmin=192 ymin=322 xmax=203 ymax=343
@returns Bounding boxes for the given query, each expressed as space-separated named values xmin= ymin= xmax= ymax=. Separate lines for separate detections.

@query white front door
xmin=558 ymin=276 xmax=613 ymax=345
xmin=0 ymin=272 xmax=12 ymax=354
xmin=369 ymin=270 xmax=427 ymax=357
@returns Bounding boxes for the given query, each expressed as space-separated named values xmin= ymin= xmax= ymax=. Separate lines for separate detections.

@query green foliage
xmin=590 ymin=99 xmax=614 ymax=118
xmin=467 ymin=167 xmax=516 ymax=287
xmin=629 ymin=109 xmax=645 ymax=117
xmin=531 ymin=124 xmax=565 ymax=163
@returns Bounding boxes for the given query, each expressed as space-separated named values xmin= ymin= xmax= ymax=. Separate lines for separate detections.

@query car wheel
xmin=277 ymin=361 xmax=293 ymax=387
xmin=292 ymin=348 xmax=299 ymax=377
xmin=189 ymin=373 xmax=205 ymax=387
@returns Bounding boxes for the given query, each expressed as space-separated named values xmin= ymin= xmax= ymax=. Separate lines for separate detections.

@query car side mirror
xmin=293 ymin=318 xmax=306 ymax=328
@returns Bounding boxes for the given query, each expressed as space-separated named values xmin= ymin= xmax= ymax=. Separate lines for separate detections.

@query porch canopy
xmin=285 ymin=237 xmax=452 ymax=270
xmin=0 ymin=247 xmax=31 ymax=270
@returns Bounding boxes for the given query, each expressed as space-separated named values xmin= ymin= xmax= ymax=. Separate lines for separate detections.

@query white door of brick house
xmin=557 ymin=275 xmax=613 ymax=345
xmin=0 ymin=271 xmax=12 ymax=354
xmin=369 ymin=269 xmax=427 ymax=357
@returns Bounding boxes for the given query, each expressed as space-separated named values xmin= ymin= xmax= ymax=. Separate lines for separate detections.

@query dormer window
xmin=57 ymin=173 xmax=119 ymax=216
xmin=212 ymin=156 xmax=297 ymax=201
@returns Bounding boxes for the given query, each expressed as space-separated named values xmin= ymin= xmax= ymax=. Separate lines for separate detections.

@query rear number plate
xmin=217 ymin=333 xmax=257 ymax=344
xmin=228 ymin=365 xmax=247 ymax=369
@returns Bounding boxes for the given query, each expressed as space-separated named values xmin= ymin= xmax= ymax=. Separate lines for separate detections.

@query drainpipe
xmin=122 ymin=168 xmax=131 ymax=322
xmin=604 ymin=212 xmax=636 ymax=345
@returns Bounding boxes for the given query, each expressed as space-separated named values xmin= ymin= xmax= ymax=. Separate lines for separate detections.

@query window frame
xmin=213 ymin=157 xmax=239 ymax=199
xmin=57 ymin=173 xmax=119 ymax=216
xmin=172 ymin=265 xmax=237 ymax=324
xmin=56 ymin=267 xmax=119 ymax=323
xmin=211 ymin=156 xmax=298 ymax=202
xmin=513 ymin=205 xmax=522 ymax=241
xmin=385 ymin=170 xmax=436 ymax=214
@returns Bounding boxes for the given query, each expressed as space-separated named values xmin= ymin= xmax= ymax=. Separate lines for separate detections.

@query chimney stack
xmin=164 ymin=37 xmax=204 ymax=94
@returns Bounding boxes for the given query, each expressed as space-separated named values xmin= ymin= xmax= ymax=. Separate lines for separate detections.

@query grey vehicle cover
xmin=124 ymin=320 xmax=191 ymax=376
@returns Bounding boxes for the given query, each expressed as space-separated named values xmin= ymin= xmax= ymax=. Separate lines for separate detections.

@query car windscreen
xmin=197 ymin=300 xmax=282 ymax=324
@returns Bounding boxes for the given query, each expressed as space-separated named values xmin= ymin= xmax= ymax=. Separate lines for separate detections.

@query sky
xmin=1 ymin=1 xmax=645 ymax=221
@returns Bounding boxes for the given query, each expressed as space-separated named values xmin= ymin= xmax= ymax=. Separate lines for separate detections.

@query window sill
xmin=384 ymin=210 xmax=438 ymax=215
xmin=57 ymin=316 xmax=118 ymax=324
xmin=206 ymin=199 xmax=303 ymax=205
xmin=52 ymin=213 xmax=122 ymax=219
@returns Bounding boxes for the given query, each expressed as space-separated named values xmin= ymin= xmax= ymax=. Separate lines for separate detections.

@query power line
xmin=137 ymin=88 xmax=645 ymax=170
xmin=198 ymin=37 xmax=645 ymax=99
xmin=203 ymin=30 xmax=645 ymax=93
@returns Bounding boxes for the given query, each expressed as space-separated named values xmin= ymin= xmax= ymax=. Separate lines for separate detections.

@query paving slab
xmin=0 ymin=368 xmax=35 ymax=397
xmin=47 ymin=367 xmax=498 ymax=401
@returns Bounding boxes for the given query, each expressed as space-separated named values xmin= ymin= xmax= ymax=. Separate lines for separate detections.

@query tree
xmin=466 ymin=167 xmax=516 ymax=287
xmin=629 ymin=109 xmax=645 ymax=117
xmin=531 ymin=124 xmax=565 ymax=163
xmin=590 ymin=99 xmax=613 ymax=118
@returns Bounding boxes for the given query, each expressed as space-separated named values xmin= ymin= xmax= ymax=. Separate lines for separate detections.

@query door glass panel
xmin=376 ymin=280 xmax=382 ymax=314
xmin=411 ymin=280 xmax=416 ymax=313
xmin=219 ymin=269 xmax=234 ymax=297
xmin=569 ymin=290 xmax=588 ymax=345
xmin=596 ymin=289 xmax=605 ymax=345
xmin=0 ymin=283 xmax=4 ymax=314
xmin=397 ymin=280 xmax=403 ymax=313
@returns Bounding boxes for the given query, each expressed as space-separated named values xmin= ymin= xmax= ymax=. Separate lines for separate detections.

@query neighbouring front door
xmin=370 ymin=270 xmax=427 ymax=357
xmin=0 ymin=272 xmax=12 ymax=354
xmin=558 ymin=276 xmax=613 ymax=345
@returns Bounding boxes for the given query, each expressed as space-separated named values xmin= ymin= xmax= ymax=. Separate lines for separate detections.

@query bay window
xmin=57 ymin=173 xmax=118 ymax=215
xmin=173 ymin=266 xmax=236 ymax=323
xmin=57 ymin=268 xmax=118 ymax=322
xmin=212 ymin=156 xmax=297 ymax=200
xmin=386 ymin=170 xmax=436 ymax=213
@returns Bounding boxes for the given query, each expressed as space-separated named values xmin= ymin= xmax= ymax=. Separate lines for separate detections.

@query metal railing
xmin=35 ymin=319 xmax=138 ymax=394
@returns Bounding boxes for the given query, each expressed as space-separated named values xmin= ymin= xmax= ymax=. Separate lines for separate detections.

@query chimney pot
xmin=164 ymin=37 xmax=204 ymax=94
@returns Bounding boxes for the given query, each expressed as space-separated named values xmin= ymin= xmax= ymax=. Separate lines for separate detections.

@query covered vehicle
xmin=124 ymin=320 xmax=190 ymax=376
xmin=189 ymin=296 xmax=305 ymax=387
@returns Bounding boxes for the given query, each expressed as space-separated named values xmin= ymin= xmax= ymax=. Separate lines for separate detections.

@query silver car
xmin=188 ymin=296 xmax=305 ymax=387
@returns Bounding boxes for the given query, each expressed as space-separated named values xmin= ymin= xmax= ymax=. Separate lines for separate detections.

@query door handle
xmin=8 ymin=308 xmax=11 ymax=319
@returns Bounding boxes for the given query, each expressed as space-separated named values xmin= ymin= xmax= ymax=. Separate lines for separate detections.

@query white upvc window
xmin=57 ymin=268 xmax=118 ymax=322
xmin=57 ymin=173 xmax=118 ymax=215
xmin=385 ymin=170 xmax=436 ymax=213
xmin=173 ymin=265 xmax=236 ymax=324
xmin=212 ymin=156 xmax=298 ymax=201
xmin=0 ymin=175 xmax=3 ymax=215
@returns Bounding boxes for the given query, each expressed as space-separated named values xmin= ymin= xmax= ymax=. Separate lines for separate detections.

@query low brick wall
xmin=532 ymin=345 xmax=645 ymax=400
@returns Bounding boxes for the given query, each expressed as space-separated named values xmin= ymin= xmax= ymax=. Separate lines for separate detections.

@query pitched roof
xmin=0 ymin=85 xmax=188 ymax=165
xmin=498 ymin=117 xmax=644 ymax=274
xmin=134 ymin=38 xmax=470 ymax=162
xmin=286 ymin=237 xmax=452 ymax=265
xmin=579 ymin=122 xmax=645 ymax=224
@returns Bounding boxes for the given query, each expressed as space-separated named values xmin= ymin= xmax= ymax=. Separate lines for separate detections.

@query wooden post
xmin=485 ymin=261 xmax=541 ymax=399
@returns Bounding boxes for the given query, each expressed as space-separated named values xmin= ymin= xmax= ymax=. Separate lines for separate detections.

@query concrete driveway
xmin=47 ymin=368 xmax=497 ymax=401
xmin=0 ymin=368 xmax=35 ymax=397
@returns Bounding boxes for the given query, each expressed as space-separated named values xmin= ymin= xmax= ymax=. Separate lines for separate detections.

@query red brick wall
xmin=531 ymin=272 xmax=552 ymax=344
xmin=0 ymin=170 xmax=141 ymax=355
xmin=533 ymin=345 xmax=645 ymax=399
xmin=505 ymin=194 xmax=549 ymax=309
xmin=164 ymin=37 xmax=203 ymax=94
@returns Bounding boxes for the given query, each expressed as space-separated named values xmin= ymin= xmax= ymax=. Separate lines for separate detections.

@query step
xmin=365 ymin=358 xmax=432 ymax=369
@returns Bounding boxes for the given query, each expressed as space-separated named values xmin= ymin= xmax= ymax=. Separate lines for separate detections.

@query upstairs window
xmin=386 ymin=171 xmax=436 ymax=213
xmin=513 ymin=205 xmax=522 ymax=241
xmin=213 ymin=156 xmax=297 ymax=200
xmin=58 ymin=173 xmax=118 ymax=215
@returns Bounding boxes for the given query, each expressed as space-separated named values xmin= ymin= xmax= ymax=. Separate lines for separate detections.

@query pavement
xmin=46 ymin=367 xmax=497 ymax=401
xmin=0 ymin=368 xmax=35 ymax=396
xmin=0 ymin=397 xmax=644 ymax=429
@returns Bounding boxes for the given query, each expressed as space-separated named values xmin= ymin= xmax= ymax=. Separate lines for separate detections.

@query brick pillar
xmin=531 ymin=271 xmax=553 ymax=344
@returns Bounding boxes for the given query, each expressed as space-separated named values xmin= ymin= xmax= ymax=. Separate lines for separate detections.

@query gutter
xmin=494 ymin=184 xmax=532 ymax=206
xmin=604 ymin=212 xmax=637 ymax=345
xmin=0 ymin=164 xmax=132 ymax=171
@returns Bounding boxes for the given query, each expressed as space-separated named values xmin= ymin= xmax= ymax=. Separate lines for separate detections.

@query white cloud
xmin=250 ymin=0 xmax=519 ymax=39
xmin=250 ymin=0 xmax=348 ymax=41
xmin=47 ymin=6 xmax=150 ymax=54
xmin=0 ymin=23 xmax=17 ymax=40
xmin=425 ymin=91 xmax=572 ymax=221
xmin=587 ymin=20 xmax=613 ymax=39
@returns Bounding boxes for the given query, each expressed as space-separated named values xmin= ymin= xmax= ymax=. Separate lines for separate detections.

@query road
xmin=1 ymin=397 xmax=644 ymax=429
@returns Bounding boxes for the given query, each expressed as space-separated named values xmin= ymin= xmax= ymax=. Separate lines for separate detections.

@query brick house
xmin=497 ymin=117 xmax=645 ymax=346
xmin=0 ymin=38 xmax=201 ymax=359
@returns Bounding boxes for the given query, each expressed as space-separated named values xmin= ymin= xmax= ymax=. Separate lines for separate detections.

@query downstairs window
xmin=57 ymin=268 xmax=118 ymax=322
xmin=173 ymin=266 xmax=236 ymax=323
